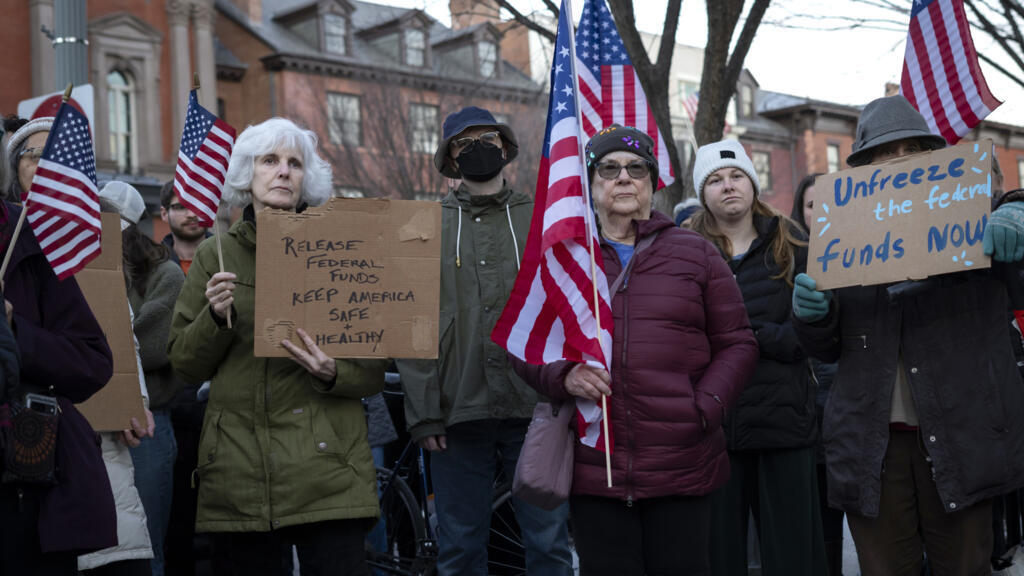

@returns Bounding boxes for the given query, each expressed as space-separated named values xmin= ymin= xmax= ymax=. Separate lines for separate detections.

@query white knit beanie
xmin=6 ymin=117 xmax=54 ymax=158
xmin=692 ymin=139 xmax=760 ymax=200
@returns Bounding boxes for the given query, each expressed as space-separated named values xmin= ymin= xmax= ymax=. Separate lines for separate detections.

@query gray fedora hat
xmin=847 ymin=95 xmax=947 ymax=167
xmin=433 ymin=106 xmax=518 ymax=178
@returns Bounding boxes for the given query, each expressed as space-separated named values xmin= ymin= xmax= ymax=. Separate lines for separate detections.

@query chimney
xmin=450 ymin=0 xmax=499 ymax=29
xmin=229 ymin=0 xmax=262 ymax=25
xmin=885 ymin=82 xmax=900 ymax=97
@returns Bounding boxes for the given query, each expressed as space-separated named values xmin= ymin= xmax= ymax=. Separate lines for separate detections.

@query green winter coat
xmin=398 ymin=183 xmax=539 ymax=443
xmin=168 ymin=210 xmax=387 ymax=533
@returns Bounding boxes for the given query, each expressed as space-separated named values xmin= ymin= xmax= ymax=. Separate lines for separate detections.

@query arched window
xmin=107 ymin=70 xmax=136 ymax=173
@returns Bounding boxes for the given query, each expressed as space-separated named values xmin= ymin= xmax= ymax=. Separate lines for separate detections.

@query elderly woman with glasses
xmin=168 ymin=117 xmax=388 ymax=575
xmin=515 ymin=124 xmax=758 ymax=575
xmin=5 ymin=117 xmax=52 ymax=202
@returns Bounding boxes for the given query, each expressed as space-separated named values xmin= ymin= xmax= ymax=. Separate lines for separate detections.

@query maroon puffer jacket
xmin=517 ymin=212 xmax=757 ymax=501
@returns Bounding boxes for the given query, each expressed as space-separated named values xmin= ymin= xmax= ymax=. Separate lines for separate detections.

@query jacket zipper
xmin=619 ymin=260 xmax=634 ymax=505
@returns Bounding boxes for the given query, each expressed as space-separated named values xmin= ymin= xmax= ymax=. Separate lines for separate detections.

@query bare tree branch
xmin=978 ymin=52 xmax=1024 ymax=90
xmin=494 ymin=0 xmax=557 ymax=41
xmin=965 ymin=0 xmax=1024 ymax=81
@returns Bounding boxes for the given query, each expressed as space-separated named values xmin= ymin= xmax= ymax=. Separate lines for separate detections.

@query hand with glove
xmin=983 ymin=202 xmax=1024 ymax=262
xmin=792 ymin=273 xmax=832 ymax=323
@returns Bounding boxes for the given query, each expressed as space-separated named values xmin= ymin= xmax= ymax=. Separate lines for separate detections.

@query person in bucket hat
xmin=792 ymin=94 xmax=1024 ymax=575
xmin=398 ymin=107 xmax=572 ymax=575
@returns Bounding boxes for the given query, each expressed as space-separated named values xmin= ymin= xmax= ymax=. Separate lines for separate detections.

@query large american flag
xmin=900 ymin=0 xmax=1000 ymax=145
xmin=174 ymin=90 xmax=235 ymax=227
xmin=575 ymin=0 xmax=674 ymax=189
xmin=492 ymin=0 xmax=613 ymax=451
xmin=25 ymin=102 xmax=101 ymax=280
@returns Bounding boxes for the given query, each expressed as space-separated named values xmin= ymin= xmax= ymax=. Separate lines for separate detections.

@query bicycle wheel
xmin=487 ymin=484 xmax=526 ymax=576
xmin=366 ymin=467 xmax=437 ymax=576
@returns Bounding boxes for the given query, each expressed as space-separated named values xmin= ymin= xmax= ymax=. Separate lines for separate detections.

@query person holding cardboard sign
xmin=792 ymin=94 xmax=1024 ymax=576
xmin=168 ymin=117 xmax=388 ymax=575
xmin=688 ymin=140 xmax=827 ymax=576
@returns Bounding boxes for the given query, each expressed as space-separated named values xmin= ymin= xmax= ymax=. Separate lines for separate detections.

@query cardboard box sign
xmin=254 ymin=198 xmax=440 ymax=359
xmin=76 ymin=212 xmax=147 ymax=432
xmin=807 ymin=139 xmax=994 ymax=290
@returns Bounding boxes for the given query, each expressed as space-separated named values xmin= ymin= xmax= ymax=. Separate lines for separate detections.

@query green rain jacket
xmin=398 ymin=183 xmax=538 ymax=443
xmin=168 ymin=210 xmax=387 ymax=533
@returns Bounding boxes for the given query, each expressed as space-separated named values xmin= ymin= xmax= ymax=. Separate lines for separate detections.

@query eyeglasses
xmin=19 ymin=147 xmax=43 ymax=162
xmin=450 ymin=131 xmax=501 ymax=154
xmin=596 ymin=160 xmax=651 ymax=180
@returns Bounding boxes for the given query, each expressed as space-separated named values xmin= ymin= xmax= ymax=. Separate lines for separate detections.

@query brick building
xmin=0 ymin=0 xmax=545 ymax=239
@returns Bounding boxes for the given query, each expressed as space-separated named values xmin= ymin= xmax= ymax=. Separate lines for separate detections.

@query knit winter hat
xmin=673 ymin=197 xmax=701 ymax=226
xmin=585 ymin=124 xmax=658 ymax=186
xmin=6 ymin=117 xmax=54 ymax=159
xmin=692 ymin=139 xmax=760 ymax=199
xmin=99 ymin=181 xmax=147 ymax=226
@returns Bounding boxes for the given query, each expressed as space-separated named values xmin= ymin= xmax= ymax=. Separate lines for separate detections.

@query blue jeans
xmin=430 ymin=418 xmax=572 ymax=576
xmin=130 ymin=410 xmax=178 ymax=576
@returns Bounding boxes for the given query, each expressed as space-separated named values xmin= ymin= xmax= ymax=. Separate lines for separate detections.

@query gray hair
xmin=223 ymin=117 xmax=333 ymax=208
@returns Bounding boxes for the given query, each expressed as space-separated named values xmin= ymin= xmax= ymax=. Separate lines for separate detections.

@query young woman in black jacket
xmin=690 ymin=139 xmax=826 ymax=576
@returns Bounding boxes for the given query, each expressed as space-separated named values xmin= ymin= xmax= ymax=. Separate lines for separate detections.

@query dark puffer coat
xmin=724 ymin=215 xmax=816 ymax=451
xmin=517 ymin=211 xmax=758 ymax=501
xmin=1 ymin=202 xmax=116 ymax=553
xmin=795 ymin=265 xmax=1024 ymax=517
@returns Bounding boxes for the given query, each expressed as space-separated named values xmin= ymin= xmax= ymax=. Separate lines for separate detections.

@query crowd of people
xmin=0 ymin=92 xmax=1022 ymax=576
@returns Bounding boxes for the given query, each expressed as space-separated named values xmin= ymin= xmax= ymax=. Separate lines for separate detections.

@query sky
xmin=378 ymin=0 xmax=1024 ymax=126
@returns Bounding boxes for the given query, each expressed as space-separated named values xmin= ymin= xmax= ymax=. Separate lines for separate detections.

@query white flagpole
xmin=563 ymin=0 xmax=613 ymax=489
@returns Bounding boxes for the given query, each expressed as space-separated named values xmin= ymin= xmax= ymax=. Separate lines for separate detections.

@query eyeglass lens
xmin=597 ymin=161 xmax=649 ymax=180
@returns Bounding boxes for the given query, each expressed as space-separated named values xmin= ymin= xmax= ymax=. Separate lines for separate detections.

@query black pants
xmin=209 ymin=519 xmax=372 ymax=576
xmin=166 ymin=394 xmax=205 ymax=576
xmin=709 ymin=447 xmax=827 ymax=576
xmin=571 ymin=493 xmax=711 ymax=576
xmin=0 ymin=485 xmax=77 ymax=576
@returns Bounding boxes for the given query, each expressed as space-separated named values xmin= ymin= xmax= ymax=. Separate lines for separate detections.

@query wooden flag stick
xmin=564 ymin=0 xmax=612 ymax=487
xmin=0 ymin=83 xmax=73 ymax=280
xmin=193 ymin=73 xmax=231 ymax=328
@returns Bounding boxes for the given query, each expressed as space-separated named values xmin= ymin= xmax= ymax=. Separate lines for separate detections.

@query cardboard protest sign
xmin=808 ymin=139 xmax=993 ymax=290
xmin=76 ymin=213 xmax=147 ymax=432
xmin=254 ymin=198 xmax=440 ymax=359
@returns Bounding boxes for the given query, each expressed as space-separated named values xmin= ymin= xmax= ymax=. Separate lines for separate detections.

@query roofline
xmin=759 ymin=101 xmax=862 ymax=120
xmin=260 ymin=53 xmax=545 ymax=103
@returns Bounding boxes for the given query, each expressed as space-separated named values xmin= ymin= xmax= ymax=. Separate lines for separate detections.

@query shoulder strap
xmin=608 ymin=229 xmax=660 ymax=295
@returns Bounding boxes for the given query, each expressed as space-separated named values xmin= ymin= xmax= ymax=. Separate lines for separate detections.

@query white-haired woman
xmin=168 ymin=118 xmax=387 ymax=575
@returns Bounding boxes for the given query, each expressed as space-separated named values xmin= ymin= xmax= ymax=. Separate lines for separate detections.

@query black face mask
xmin=456 ymin=145 xmax=505 ymax=182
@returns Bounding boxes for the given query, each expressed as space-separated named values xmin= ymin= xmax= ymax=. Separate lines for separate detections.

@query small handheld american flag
xmin=24 ymin=101 xmax=102 ymax=280
xmin=174 ymin=89 xmax=235 ymax=227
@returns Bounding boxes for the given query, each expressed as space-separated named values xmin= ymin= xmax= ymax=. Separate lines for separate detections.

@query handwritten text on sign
xmin=254 ymin=198 xmax=440 ymax=358
xmin=808 ymin=139 xmax=993 ymax=290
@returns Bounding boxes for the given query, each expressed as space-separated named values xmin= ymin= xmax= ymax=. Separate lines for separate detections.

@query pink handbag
xmin=513 ymin=400 xmax=575 ymax=510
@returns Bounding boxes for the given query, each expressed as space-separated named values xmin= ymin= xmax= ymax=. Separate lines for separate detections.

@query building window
xmin=478 ymin=41 xmax=497 ymax=78
xmin=1019 ymin=158 xmax=1024 ymax=188
xmin=335 ymin=187 xmax=364 ymax=198
xmin=405 ymin=29 xmax=425 ymax=67
xmin=752 ymin=150 xmax=771 ymax=193
xmin=107 ymin=69 xmax=136 ymax=173
xmin=827 ymin=144 xmax=841 ymax=173
xmin=410 ymin=104 xmax=438 ymax=154
xmin=739 ymin=84 xmax=753 ymax=118
xmin=324 ymin=13 xmax=347 ymax=55
xmin=217 ymin=98 xmax=226 ymax=122
xmin=328 ymin=92 xmax=361 ymax=146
